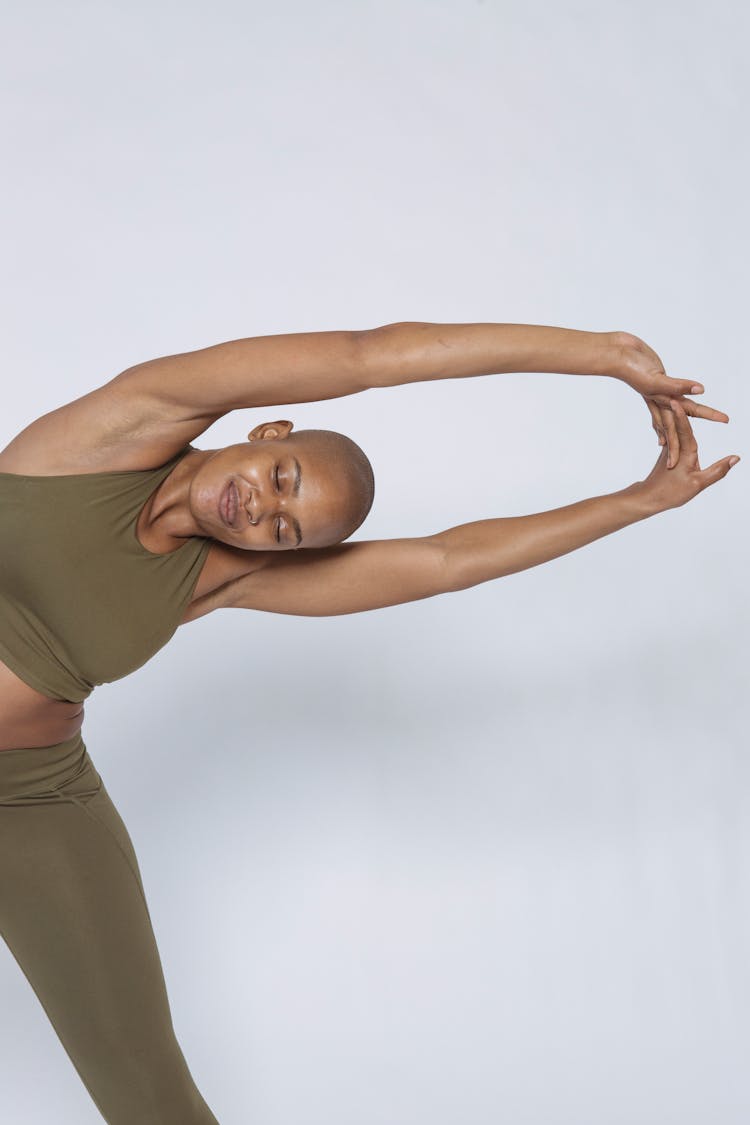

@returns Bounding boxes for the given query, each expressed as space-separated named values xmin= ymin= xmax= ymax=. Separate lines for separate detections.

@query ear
xmin=247 ymin=420 xmax=294 ymax=442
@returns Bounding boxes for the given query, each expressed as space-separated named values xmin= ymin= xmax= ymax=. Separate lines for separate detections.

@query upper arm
xmin=117 ymin=328 xmax=372 ymax=422
xmin=1 ymin=328 xmax=373 ymax=474
xmin=0 ymin=375 xmax=165 ymax=474
xmin=217 ymin=535 xmax=453 ymax=617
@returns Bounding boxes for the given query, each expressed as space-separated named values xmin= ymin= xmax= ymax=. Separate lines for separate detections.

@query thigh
xmin=0 ymin=744 xmax=219 ymax=1125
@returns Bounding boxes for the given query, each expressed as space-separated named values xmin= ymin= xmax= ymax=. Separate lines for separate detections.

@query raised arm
xmin=358 ymin=321 xmax=623 ymax=388
xmin=197 ymin=403 xmax=735 ymax=622
xmin=202 ymin=480 xmax=658 ymax=620
xmin=117 ymin=322 xmax=624 ymax=421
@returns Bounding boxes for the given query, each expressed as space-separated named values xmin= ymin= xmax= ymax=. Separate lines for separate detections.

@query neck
xmin=143 ymin=447 xmax=215 ymax=544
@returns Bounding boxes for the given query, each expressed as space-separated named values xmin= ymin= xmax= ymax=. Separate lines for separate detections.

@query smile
xmin=220 ymin=481 xmax=239 ymax=527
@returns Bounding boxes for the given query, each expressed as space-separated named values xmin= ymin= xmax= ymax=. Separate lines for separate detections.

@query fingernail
xmin=729 ymin=456 xmax=740 ymax=467
xmin=691 ymin=384 xmax=704 ymax=393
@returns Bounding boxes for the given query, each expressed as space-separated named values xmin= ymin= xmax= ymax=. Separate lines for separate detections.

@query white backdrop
xmin=1 ymin=2 xmax=748 ymax=1122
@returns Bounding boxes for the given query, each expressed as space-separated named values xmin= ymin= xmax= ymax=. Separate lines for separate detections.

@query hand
xmin=611 ymin=332 xmax=730 ymax=468
xmin=637 ymin=398 xmax=739 ymax=511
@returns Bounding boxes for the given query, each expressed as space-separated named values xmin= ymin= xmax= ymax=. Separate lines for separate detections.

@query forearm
xmin=119 ymin=321 xmax=624 ymax=417
xmin=360 ymin=321 xmax=624 ymax=389
xmin=437 ymin=482 xmax=658 ymax=592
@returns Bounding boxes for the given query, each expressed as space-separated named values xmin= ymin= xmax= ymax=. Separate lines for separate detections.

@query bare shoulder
xmin=0 ymin=368 xmax=225 ymax=476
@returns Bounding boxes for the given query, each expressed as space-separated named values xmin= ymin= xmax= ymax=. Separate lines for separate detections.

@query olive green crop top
xmin=0 ymin=444 xmax=213 ymax=704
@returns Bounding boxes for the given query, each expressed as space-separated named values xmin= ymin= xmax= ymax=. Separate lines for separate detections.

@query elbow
xmin=437 ymin=541 xmax=515 ymax=594
xmin=353 ymin=326 xmax=393 ymax=390
xmin=430 ymin=537 xmax=475 ymax=595
xmin=444 ymin=567 xmax=475 ymax=596
xmin=353 ymin=322 xmax=424 ymax=390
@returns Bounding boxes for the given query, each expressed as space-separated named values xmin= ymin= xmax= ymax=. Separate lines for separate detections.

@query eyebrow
xmin=290 ymin=518 xmax=302 ymax=547
xmin=291 ymin=457 xmax=302 ymax=544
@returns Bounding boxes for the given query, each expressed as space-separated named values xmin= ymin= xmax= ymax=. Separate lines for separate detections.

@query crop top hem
xmin=0 ymin=638 xmax=84 ymax=705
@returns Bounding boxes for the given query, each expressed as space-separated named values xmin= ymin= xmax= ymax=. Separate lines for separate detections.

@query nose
xmin=246 ymin=487 xmax=280 ymax=526
xmin=246 ymin=490 xmax=260 ymax=525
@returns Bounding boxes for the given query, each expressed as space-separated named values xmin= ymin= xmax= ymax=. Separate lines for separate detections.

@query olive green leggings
xmin=0 ymin=731 xmax=219 ymax=1124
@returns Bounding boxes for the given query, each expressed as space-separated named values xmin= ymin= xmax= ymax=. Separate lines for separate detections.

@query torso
xmin=0 ymin=659 xmax=87 ymax=751
xmin=0 ymin=544 xmax=234 ymax=752
xmin=0 ymin=408 xmax=252 ymax=752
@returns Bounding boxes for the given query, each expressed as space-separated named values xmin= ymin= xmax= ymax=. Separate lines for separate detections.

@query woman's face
xmin=189 ymin=428 xmax=358 ymax=551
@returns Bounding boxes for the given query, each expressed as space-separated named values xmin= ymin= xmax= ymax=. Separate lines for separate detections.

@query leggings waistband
xmin=0 ymin=731 xmax=102 ymax=819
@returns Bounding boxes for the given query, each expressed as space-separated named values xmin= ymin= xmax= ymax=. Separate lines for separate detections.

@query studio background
xmin=1 ymin=1 xmax=748 ymax=1122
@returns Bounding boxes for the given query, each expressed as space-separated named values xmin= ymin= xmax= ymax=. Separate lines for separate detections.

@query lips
xmin=220 ymin=481 xmax=239 ymax=527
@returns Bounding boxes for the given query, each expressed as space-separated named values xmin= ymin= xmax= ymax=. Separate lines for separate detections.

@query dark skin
xmin=0 ymin=423 xmax=366 ymax=751
xmin=139 ymin=421 xmax=362 ymax=554
xmin=0 ymin=321 xmax=738 ymax=753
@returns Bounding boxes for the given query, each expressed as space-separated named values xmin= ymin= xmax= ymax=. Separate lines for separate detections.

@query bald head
xmin=283 ymin=427 xmax=375 ymax=541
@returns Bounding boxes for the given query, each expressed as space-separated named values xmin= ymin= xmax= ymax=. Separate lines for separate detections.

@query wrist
xmin=595 ymin=330 xmax=635 ymax=378
xmin=521 ymin=326 xmax=626 ymax=378
xmin=620 ymin=480 xmax=666 ymax=519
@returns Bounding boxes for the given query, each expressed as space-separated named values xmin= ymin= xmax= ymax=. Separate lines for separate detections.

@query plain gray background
xmin=1 ymin=1 xmax=748 ymax=1122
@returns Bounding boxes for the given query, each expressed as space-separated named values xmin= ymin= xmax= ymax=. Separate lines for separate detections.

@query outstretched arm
xmin=117 ymin=322 xmax=623 ymax=419
xmin=194 ymin=403 xmax=735 ymax=622
xmin=202 ymin=480 xmax=657 ymax=620
xmin=117 ymin=323 xmax=726 ymax=471
xmin=359 ymin=321 xmax=623 ymax=388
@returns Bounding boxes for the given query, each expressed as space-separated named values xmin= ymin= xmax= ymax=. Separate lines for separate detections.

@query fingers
xmin=645 ymin=399 xmax=666 ymax=445
xmin=698 ymin=453 xmax=741 ymax=490
xmin=645 ymin=391 xmax=733 ymax=470
xmin=681 ymin=399 xmax=730 ymax=423
xmin=679 ymin=379 xmax=704 ymax=395
xmin=661 ymin=401 xmax=680 ymax=467
xmin=649 ymin=392 xmax=729 ymax=423
xmin=668 ymin=399 xmax=699 ymax=461
xmin=660 ymin=377 xmax=706 ymax=396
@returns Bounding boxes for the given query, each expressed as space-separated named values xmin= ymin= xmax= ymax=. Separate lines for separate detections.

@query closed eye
xmin=274 ymin=464 xmax=280 ymax=491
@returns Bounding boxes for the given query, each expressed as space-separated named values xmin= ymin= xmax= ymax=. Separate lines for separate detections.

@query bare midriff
xmin=0 ymin=657 xmax=85 ymax=752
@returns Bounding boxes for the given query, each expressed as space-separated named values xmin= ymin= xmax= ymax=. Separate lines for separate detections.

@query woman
xmin=0 ymin=321 xmax=737 ymax=1124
